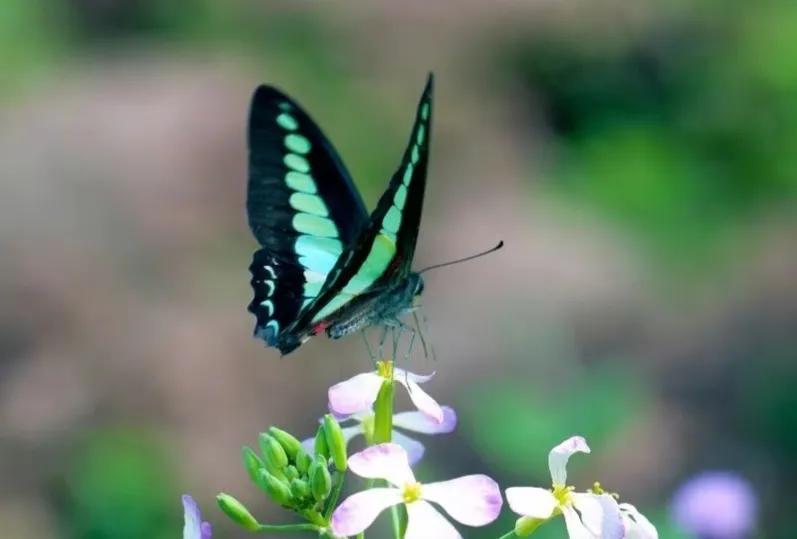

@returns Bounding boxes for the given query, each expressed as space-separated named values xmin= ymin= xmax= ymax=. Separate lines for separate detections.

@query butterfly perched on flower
xmin=246 ymin=74 xmax=434 ymax=355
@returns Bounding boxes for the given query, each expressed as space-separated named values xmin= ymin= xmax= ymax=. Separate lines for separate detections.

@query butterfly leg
xmin=361 ymin=329 xmax=378 ymax=366
xmin=411 ymin=310 xmax=430 ymax=359
xmin=377 ymin=326 xmax=389 ymax=360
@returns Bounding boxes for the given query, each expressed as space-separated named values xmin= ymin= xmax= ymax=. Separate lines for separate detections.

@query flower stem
xmin=254 ymin=523 xmax=320 ymax=533
xmin=496 ymin=531 xmax=518 ymax=539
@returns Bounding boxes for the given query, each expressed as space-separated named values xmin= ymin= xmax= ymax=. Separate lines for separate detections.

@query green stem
xmin=496 ymin=531 xmax=518 ymax=539
xmin=373 ymin=379 xmax=394 ymax=444
xmin=324 ymin=474 xmax=346 ymax=519
xmin=254 ymin=522 xmax=320 ymax=533
xmin=389 ymin=504 xmax=402 ymax=538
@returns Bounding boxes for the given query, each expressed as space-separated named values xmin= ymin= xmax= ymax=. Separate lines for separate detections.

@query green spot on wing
xmin=411 ymin=145 xmax=419 ymax=165
xmin=342 ymin=233 xmax=396 ymax=295
xmin=394 ymin=184 xmax=408 ymax=209
xmin=402 ymin=163 xmax=414 ymax=185
xmin=285 ymin=134 xmax=311 ymax=154
xmin=276 ymin=112 xmax=298 ymax=131
xmin=420 ymin=103 xmax=430 ymax=120
xmin=284 ymin=153 xmax=310 ymax=173
xmin=312 ymin=293 xmax=355 ymax=323
xmin=416 ymin=125 xmax=426 ymax=145
xmin=290 ymin=193 xmax=328 ymax=216
xmin=292 ymin=213 xmax=338 ymax=238
xmin=285 ymin=171 xmax=317 ymax=193
xmin=383 ymin=205 xmax=402 ymax=233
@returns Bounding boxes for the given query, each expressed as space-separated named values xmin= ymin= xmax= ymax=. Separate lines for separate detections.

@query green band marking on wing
xmin=416 ymin=125 xmax=426 ymax=145
xmin=285 ymin=133 xmax=312 ymax=154
xmin=284 ymin=153 xmax=311 ymax=173
xmin=402 ymin=163 xmax=414 ymax=185
xmin=276 ymin=112 xmax=298 ymax=131
xmin=394 ymin=184 xmax=408 ymax=209
xmin=293 ymin=213 xmax=338 ymax=238
xmin=411 ymin=145 xmax=419 ymax=165
xmin=289 ymin=192 xmax=328 ymax=216
xmin=285 ymin=171 xmax=317 ymax=194
xmin=383 ymin=205 xmax=402 ymax=234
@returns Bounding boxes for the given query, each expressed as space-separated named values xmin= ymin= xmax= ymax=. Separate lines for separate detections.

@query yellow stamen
xmin=376 ymin=360 xmax=394 ymax=379
xmin=402 ymin=482 xmax=423 ymax=504
xmin=552 ymin=484 xmax=573 ymax=506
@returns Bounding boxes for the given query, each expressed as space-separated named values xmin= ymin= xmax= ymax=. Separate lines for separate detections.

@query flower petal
xmin=405 ymin=500 xmax=462 ymax=539
xmin=394 ymin=367 xmax=435 ymax=385
xmin=621 ymin=503 xmax=659 ymax=539
xmin=200 ymin=522 xmax=212 ymax=539
xmin=562 ymin=505 xmax=595 ymax=539
xmin=328 ymin=372 xmax=384 ymax=416
xmin=348 ymin=443 xmax=416 ymax=486
xmin=572 ymin=493 xmax=603 ymax=535
xmin=331 ymin=488 xmax=403 ymax=537
xmin=182 ymin=495 xmax=208 ymax=539
xmin=392 ymin=430 xmax=426 ymax=466
xmin=599 ymin=496 xmax=624 ymax=539
xmin=393 ymin=406 xmax=457 ymax=434
xmin=548 ymin=436 xmax=590 ymax=486
xmin=505 ymin=487 xmax=557 ymax=519
xmin=423 ymin=474 xmax=503 ymax=526
xmin=394 ymin=376 xmax=444 ymax=423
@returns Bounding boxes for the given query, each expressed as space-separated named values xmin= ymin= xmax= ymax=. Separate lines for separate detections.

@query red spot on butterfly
xmin=312 ymin=321 xmax=330 ymax=334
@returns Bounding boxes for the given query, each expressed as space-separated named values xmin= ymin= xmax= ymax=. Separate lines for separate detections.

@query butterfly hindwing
xmin=246 ymin=86 xmax=369 ymax=346
xmin=285 ymin=73 xmax=434 ymax=329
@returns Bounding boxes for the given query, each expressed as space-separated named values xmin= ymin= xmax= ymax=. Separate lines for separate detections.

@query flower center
xmin=402 ymin=482 xmax=423 ymax=504
xmin=376 ymin=360 xmax=394 ymax=379
xmin=552 ymin=484 xmax=574 ymax=507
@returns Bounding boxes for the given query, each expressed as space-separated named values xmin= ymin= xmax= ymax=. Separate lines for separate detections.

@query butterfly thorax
xmin=326 ymin=272 xmax=424 ymax=339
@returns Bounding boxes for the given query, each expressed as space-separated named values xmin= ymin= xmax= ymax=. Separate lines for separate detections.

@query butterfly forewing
xmin=246 ymin=86 xmax=369 ymax=346
xmin=286 ymin=74 xmax=434 ymax=329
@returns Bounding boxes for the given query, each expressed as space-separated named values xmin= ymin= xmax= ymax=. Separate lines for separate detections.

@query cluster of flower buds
xmin=216 ymin=415 xmax=348 ymax=532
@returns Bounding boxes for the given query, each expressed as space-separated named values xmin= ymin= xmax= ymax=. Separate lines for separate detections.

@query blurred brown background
xmin=2 ymin=1 xmax=796 ymax=538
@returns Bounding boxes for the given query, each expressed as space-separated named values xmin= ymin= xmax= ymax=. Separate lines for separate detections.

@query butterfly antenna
xmin=419 ymin=241 xmax=504 ymax=274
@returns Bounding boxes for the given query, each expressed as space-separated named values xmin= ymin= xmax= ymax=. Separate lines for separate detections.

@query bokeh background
xmin=2 ymin=1 xmax=796 ymax=538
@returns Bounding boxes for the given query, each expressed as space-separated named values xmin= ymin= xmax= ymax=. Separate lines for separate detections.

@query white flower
xmin=505 ymin=436 xmax=623 ymax=539
xmin=328 ymin=361 xmax=444 ymax=422
xmin=331 ymin=443 xmax=502 ymax=539
xmin=303 ymin=407 xmax=457 ymax=466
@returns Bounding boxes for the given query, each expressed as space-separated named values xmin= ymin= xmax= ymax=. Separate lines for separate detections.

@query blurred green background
xmin=2 ymin=0 xmax=796 ymax=538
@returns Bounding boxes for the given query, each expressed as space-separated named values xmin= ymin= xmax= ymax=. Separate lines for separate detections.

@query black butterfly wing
xmin=281 ymin=73 xmax=434 ymax=341
xmin=246 ymin=85 xmax=369 ymax=349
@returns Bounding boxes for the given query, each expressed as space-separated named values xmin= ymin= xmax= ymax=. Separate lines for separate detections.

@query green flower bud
xmin=323 ymin=414 xmax=348 ymax=472
xmin=258 ymin=469 xmax=293 ymax=507
xmin=241 ymin=446 xmax=265 ymax=483
xmin=285 ymin=464 xmax=299 ymax=481
xmin=217 ymin=493 xmax=260 ymax=531
xmin=309 ymin=458 xmax=332 ymax=502
xmin=259 ymin=433 xmax=288 ymax=470
xmin=268 ymin=426 xmax=302 ymax=461
xmin=515 ymin=516 xmax=544 ymax=537
xmin=290 ymin=478 xmax=311 ymax=501
xmin=295 ymin=447 xmax=312 ymax=475
xmin=314 ymin=425 xmax=329 ymax=459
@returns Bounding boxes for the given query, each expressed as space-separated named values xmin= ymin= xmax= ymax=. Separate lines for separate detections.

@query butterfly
xmin=246 ymin=74 xmax=434 ymax=355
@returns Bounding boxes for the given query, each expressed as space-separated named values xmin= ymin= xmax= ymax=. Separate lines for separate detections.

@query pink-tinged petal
xmin=562 ymin=505 xmax=594 ymax=539
xmin=393 ymin=406 xmax=457 ymax=434
xmin=328 ymin=372 xmax=383 ymax=416
xmin=331 ymin=488 xmax=402 ymax=537
xmin=423 ymin=475 xmax=503 ymax=526
xmin=405 ymin=500 xmax=462 ymax=539
xmin=505 ymin=487 xmax=557 ymax=519
xmin=572 ymin=493 xmax=607 ymax=536
xmin=395 ymin=377 xmax=444 ymax=423
xmin=348 ymin=443 xmax=416 ymax=486
xmin=392 ymin=430 xmax=426 ymax=466
xmin=548 ymin=436 xmax=590 ymax=486
xmin=620 ymin=503 xmax=658 ymax=539
xmin=393 ymin=367 xmax=435 ymax=384
xmin=598 ymin=496 xmax=624 ymax=539
xmin=183 ymin=495 xmax=210 ymax=539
